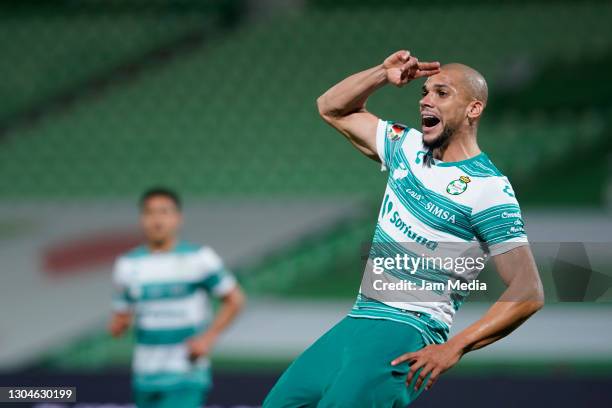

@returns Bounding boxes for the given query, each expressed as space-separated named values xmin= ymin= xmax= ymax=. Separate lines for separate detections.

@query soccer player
xmin=263 ymin=51 xmax=544 ymax=407
xmin=109 ymin=187 xmax=245 ymax=408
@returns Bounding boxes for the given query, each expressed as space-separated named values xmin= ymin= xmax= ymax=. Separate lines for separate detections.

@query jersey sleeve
xmin=375 ymin=119 xmax=411 ymax=171
xmin=111 ymin=257 xmax=133 ymax=312
xmin=469 ymin=177 xmax=528 ymax=257
xmin=197 ymin=247 xmax=237 ymax=298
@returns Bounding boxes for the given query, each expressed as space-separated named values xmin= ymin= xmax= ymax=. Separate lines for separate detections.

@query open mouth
xmin=421 ymin=114 xmax=441 ymax=130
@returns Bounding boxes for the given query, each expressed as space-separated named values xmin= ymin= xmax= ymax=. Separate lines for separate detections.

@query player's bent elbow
xmin=534 ymin=279 xmax=545 ymax=310
xmin=528 ymin=287 xmax=545 ymax=314
xmin=316 ymin=95 xmax=340 ymax=124
xmin=533 ymin=293 xmax=545 ymax=312
xmin=535 ymin=300 xmax=544 ymax=313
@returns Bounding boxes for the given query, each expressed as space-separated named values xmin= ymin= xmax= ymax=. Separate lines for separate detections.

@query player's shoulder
xmin=467 ymin=155 xmax=521 ymax=212
xmin=112 ymin=245 xmax=145 ymax=278
xmin=112 ymin=246 xmax=146 ymax=278
xmin=378 ymin=119 xmax=423 ymax=166
xmin=473 ymin=156 xmax=516 ymax=197
xmin=175 ymin=243 xmax=224 ymax=270
xmin=385 ymin=120 xmax=421 ymax=139
xmin=172 ymin=241 xmax=223 ymax=268
xmin=452 ymin=152 xmax=504 ymax=179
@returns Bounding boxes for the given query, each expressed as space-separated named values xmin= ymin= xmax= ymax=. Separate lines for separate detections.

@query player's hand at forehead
xmin=383 ymin=50 xmax=440 ymax=87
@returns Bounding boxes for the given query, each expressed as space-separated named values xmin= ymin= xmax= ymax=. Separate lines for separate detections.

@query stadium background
xmin=1 ymin=0 xmax=611 ymax=406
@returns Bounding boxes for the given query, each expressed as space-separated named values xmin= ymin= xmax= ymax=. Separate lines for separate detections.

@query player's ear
xmin=467 ymin=100 xmax=484 ymax=122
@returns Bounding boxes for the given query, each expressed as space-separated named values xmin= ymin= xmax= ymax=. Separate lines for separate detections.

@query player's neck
xmin=434 ymin=129 xmax=480 ymax=163
xmin=147 ymin=237 xmax=178 ymax=253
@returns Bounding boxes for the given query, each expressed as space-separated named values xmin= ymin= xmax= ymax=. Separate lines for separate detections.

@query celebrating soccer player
xmin=109 ymin=187 xmax=245 ymax=408
xmin=263 ymin=50 xmax=544 ymax=407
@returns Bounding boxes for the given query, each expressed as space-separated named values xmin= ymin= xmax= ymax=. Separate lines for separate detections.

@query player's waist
xmin=133 ymin=342 xmax=210 ymax=373
xmin=134 ymin=322 xmax=208 ymax=345
xmin=348 ymin=294 xmax=450 ymax=344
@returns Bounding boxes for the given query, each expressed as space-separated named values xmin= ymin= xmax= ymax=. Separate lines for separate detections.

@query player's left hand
xmin=391 ymin=342 xmax=463 ymax=391
xmin=187 ymin=332 xmax=217 ymax=361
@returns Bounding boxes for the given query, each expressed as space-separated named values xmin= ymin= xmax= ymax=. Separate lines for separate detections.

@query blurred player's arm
xmin=392 ymin=245 xmax=544 ymax=390
xmin=188 ymin=284 xmax=245 ymax=359
xmin=316 ymin=50 xmax=440 ymax=161
xmin=108 ymin=258 xmax=133 ymax=338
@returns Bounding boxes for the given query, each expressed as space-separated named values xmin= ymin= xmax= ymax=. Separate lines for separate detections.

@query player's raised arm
xmin=392 ymin=245 xmax=544 ymax=391
xmin=316 ymin=50 xmax=440 ymax=161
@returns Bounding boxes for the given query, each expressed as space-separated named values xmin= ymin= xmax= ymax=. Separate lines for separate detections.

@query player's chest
xmin=384 ymin=161 xmax=479 ymax=238
xmin=126 ymin=256 xmax=202 ymax=300
xmin=392 ymin=149 xmax=478 ymax=202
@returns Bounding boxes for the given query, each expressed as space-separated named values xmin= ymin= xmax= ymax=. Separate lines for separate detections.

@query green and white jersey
xmin=349 ymin=120 xmax=528 ymax=338
xmin=112 ymin=241 xmax=236 ymax=391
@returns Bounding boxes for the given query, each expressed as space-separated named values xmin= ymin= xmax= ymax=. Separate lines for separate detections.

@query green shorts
xmin=263 ymin=316 xmax=432 ymax=408
xmin=134 ymin=386 xmax=207 ymax=408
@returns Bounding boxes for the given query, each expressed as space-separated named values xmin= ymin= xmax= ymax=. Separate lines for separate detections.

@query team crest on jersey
xmin=446 ymin=175 xmax=471 ymax=195
xmin=386 ymin=123 xmax=407 ymax=141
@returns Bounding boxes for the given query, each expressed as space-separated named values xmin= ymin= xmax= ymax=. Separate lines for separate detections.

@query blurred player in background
xmin=109 ymin=187 xmax=245 ymax=408
xmin=264 ymin=51 xmax=544 ymax=407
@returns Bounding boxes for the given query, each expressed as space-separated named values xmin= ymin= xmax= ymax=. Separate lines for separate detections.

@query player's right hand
xmin=383 ymin=50 xmax=440 ymax=87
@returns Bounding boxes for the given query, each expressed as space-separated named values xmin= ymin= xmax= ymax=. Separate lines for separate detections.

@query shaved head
xmin=419 ymin=62 xmax=489 ymax=149
xmin=439 ymin=63 xmax=488 ymax=107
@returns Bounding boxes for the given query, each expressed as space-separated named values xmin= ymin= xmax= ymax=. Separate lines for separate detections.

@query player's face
xmin=140 ymin=196 xmax=182 ymax=246
xmin=419 ymin=70 xmax=471 ymax=148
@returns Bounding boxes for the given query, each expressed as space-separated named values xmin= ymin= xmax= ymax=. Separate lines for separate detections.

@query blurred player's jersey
xmin=112 ymin=241 xmax=235 ymax=391
xmin=349 ymin=120 xmax=528 ymax=340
